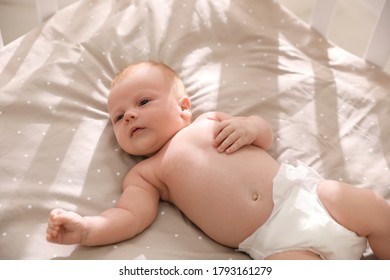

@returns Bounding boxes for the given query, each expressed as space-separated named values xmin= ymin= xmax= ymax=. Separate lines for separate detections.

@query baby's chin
xmin=124 ymin=146 xmax=163 ymax=158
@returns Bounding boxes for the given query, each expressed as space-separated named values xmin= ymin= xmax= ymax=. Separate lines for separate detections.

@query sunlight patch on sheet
xmin=181 ymin=48 xmax=222 ymax=117
xmin=50 ymin=118 xmax=107 ymax=196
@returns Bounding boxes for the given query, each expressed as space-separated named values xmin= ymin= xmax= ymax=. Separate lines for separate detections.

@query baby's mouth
xmin=130 ymin=127 xmax=145 ymax=137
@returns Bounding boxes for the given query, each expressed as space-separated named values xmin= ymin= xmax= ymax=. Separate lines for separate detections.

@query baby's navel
xmin=252 ymin=193 xmax=259 ymax=201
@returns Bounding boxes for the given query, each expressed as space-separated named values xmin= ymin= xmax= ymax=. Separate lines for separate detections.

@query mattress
xmin=0 ymin=0 xmax=389 ymax=260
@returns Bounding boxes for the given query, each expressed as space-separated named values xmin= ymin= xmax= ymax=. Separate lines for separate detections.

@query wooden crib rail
xmin=36 ymin=0 xmax=58 ymax=23
xmin=310 ymin=0 xmax=338 ymax=37
xmin=1 ymin=0 xmax=389 ymax=68
xmin=364 ymin=0 xmax=390 ymax=68
xmin=0 ymin=0 xmax=58 ymax=48
xmin=0 ymin=29 xmax=3 ymax=48
xmin=310 ymin=0 xmax=390 ymax=68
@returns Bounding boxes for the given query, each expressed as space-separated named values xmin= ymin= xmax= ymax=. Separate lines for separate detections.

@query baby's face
xmin=107 ymin=65 xmax=190 ymax=156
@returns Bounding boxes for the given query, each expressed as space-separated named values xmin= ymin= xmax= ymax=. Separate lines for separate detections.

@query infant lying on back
xmin=47 ymin=61 xmax=390 ymax=260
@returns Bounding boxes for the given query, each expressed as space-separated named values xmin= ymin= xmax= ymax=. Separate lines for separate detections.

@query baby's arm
xmin=202 ymin=111 xmax=273 ymax=153
xmin=47 ymin=169 xmax=160 ymax=246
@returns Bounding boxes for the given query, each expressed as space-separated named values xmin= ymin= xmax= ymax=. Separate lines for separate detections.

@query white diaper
xmin=238 ymin=160 xmax=367 ymax=260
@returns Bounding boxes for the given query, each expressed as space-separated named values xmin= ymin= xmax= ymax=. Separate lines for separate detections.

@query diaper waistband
xmin=272 ymin=160 xmax=324 ymax=213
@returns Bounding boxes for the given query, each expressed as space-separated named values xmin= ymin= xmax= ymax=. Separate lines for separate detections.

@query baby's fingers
xmin=50 ymin=208 xmax=67 ymax=218
xmin=46 ymin=224 xmax=58 ymax=238
xmin=49 ymin=209 xmax=64 ymax=223
xmin=214 ymin=122 xmax=233 ymax=147
xmin=46 ymin=218 xmax=61 ymax=242
xmin=216 ymin=131 xmax=241 ymax=153
xmin=225 ymin=137 xmax=246 ymax=153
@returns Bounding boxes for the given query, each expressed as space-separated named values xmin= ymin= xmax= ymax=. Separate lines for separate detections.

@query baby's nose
xmin=124 ymin=110 xmax=138 ymax=121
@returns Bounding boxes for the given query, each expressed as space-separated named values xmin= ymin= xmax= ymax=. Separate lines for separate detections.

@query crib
xmin=1 ymin=0 xmax=389 ymax=260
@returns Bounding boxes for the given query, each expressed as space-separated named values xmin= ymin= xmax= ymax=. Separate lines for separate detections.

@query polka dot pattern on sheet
xmin=1 ymin=0 xmax=389 ymax=260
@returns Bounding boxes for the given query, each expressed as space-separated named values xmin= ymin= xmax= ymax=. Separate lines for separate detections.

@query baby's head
xmin=111 ymin=61 xmax=188 ymax=98
xmin=108 ymin=61 xmax=191 ymax=156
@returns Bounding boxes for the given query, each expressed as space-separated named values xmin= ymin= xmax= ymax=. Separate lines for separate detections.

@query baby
xmin=47 ymin=61 xmax=390 ymax=259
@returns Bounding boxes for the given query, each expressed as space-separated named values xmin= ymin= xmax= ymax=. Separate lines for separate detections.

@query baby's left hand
xmin=213 ymin=117 xmax=257 ymax=153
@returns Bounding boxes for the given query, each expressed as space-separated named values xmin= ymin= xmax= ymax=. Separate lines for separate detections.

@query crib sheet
xmin=1 ymin=0 xmax=389 ymax=260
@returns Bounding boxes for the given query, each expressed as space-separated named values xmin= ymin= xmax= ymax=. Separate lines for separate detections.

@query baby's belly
xmin=159 ymin=129 xmax=280 ymax=247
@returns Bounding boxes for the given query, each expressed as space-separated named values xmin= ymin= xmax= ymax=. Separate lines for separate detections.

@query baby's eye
xmin=139 ymin=99 xmax=150 ymax=107
xmin=115 ymin=114 xmax=124 ymax=123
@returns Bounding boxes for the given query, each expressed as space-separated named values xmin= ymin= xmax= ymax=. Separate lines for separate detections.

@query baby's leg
xmin=265 ymin=250 xmax=321 ymax=260
xmin=317 ymin=180 xmax=390 ymax=259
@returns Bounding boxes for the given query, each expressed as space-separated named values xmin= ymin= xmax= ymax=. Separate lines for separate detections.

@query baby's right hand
xmin=46 ymin=208 xmax=87 ymax=245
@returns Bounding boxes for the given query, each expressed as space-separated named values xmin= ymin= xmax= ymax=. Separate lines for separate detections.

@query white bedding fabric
xmin=0 ymin=0 xmax=389 ymax=260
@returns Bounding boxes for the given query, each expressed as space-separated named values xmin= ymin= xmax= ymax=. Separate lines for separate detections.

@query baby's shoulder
xmin=122 ymin=158 xmax=166 ymax=193
xmin=193 ymin=112 xmax=218 ymax=122
xmin=124 ymin=158 xmax=156 ymax=182
xmin=193 ymin=111 xmax=233 ymax=123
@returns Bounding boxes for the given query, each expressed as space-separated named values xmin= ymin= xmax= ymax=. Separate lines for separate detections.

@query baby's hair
xmin=111 ymin=61 xmax=188 ymax=98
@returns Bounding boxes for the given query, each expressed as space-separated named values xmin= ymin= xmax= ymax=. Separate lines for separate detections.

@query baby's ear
xmin=178 ymin=96 xmax=191 ymax=121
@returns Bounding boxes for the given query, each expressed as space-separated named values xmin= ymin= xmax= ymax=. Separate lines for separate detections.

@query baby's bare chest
xmin=155 ymin=120 xmax=278 ymax=203
xmin=149 ymin=121 xmax=279 ymax=245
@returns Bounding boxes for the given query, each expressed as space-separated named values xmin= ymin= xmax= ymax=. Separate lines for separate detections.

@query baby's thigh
xmin=317 ymin=180 xmax=375 ymax=236
xmin=265 ymin=250 xmax=322 ymax=260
